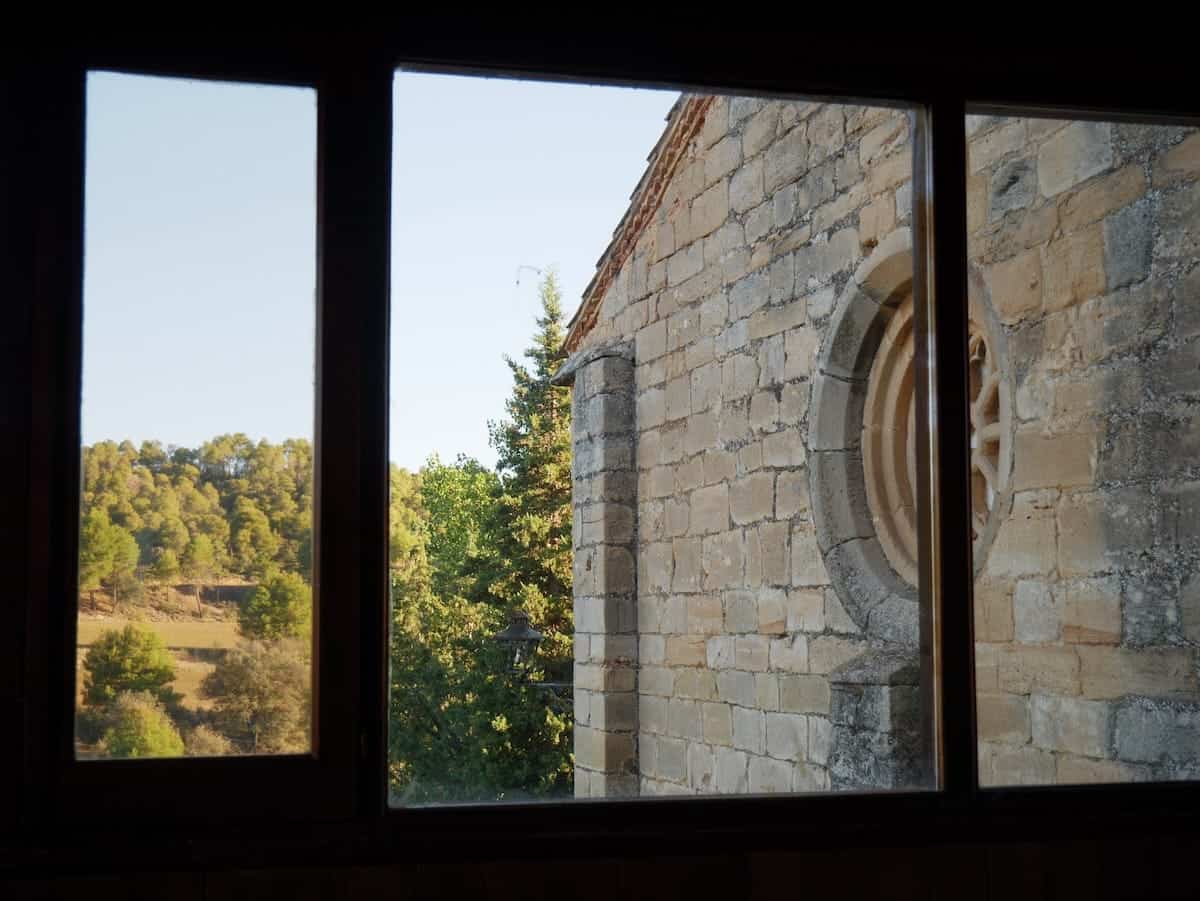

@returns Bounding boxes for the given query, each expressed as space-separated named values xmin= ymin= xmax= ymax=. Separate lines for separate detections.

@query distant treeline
xmin=79 ymin=434 xmax=314 ymax=601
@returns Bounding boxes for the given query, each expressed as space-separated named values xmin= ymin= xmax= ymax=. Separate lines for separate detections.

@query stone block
xmin=765 ymin=126 xmax=808 ymax=193
xmin=974 ymin=580 xmax=1014 ymax=643
xmin=1157 ymin=180 xmax=1200 ymax=262
xmin=690 ymin=363 xmax=722 ymax=413
xmin=1153 ymin=131 xmax=1200 ymax=186
xmin=688 ymin=742 xmax=716 ymax=793
xmin=665 ymin=635 xmax=707 ymax=668
xmin=981 ymin=742 xmax=1056 ymax=787
xmin=998 ymin=646 xmax=1080 ymax=696
xmin=1041 ymin=225 xmax=1106 ymax=312
xmin=750 ymin=299 xmax=806 ymax=343
xmin=702 ymin=702 xmax=733 ymax=747
xmin=1079 ymin=645 xmax=1199 ymax=700
xmin=674 ymin=669 xmax=718 ymax=702
xmin=1038 ymin=121 xmax=1113 ymax=197
xmin=985 ymin=248 xmax=1042 ymax=325
xmin=808 ymin=374 xmax=867 ymax=455
xmin=748 ymin=756 xmax=793 ymax=793
xmin=657 ymin=736 xmax=687 ymax=782
xmin=989 ymin=492 xmax=1056 ymax=577
xmin=776 ymin=471 xmax=811 ymax=520
xmin=758 ymin=522 xmax=790 ymax=587
xmin=722 ymin=352 xmax=761 ymax=400
xmin=988 ymin=158 xmax=1036 ymax=221
xmin=766 ymin=712 xmax=808 ymax=761
xmin=969 ymin=119 xmax=1026 ymax=173
xmin=690 ymin=483 xmax=729 ymax=536
xmin=1014 ymin=580 xmax=1061 ymax=644
xmin=769 ymin=635 xmax=809 ymax=673
xmin=786 ymin=588 xmax=824 ymax=632
xmin=703 ymin=450 xmax=737 ymax=487
xmin=706 ymin=636 xmax=734 ymax=671
xmin=1114 ymin=697 xmax=1200 ymax=764
xmin=730 ymin=155 xmax=765 ymax=214
xmin=730 ymin=472 xmax=775 ymax=525
xmin=667 ymin=698 xmax=703 ymax=740
xmin=639 ymin=694 xmax=668 ymax=734
xmin=1104 ymin=200 xmax=1152 ymax=291
xmin=714 ymin=747 xmax=749 ymax=793
xmin=637 ymin=384 xmax=666 ymax=429
xmin=977 ymin=693 xmax=1031 ymax=745
xmin=1012 ymin=429 xmax=1096 ymax=490
xmin=749 ymin=390 xmax=781 ymax=433
xmin=702 ymin=530 xmax=743 ymax=590
xmin=790 ymin=527 xmax=826 ymax=587
xmin=686 ymin=593 xmax=723 ymax=635
xmin=1031 ymin=693 xmax=1111 ymax=758
xmin=808 ymin=636 xmax=867 ymax=675
xmin=1060 ymin=164 xmax=1146 ymax=232
xmin=733 ymin=706 xmax=765 ymax=754
xmin=763 ymin=429 xmax=805 ymax=469
xmin=724 ymin=590 xmax=758 ymax=634
xmin=756 ymin=586 xmax=788 ymax=635
xmin=692 ymin=179 xmax=731 ymax=240
xmin=1063 ymin=577 xmax=1121 ymax=644
xmin=671 ymin=537 xmax=702 ymax=593
xmin=640 ymin=665 xmax=674 ymax=697
xmin=735 ymin=636 xmax=770 ymax=672
xmin=1123 ymin=571 xmax=1180 ymax=646
xmin=717 ymin=669 xmax=757 ymax=708
xmin=780 ymin=675 xmax=831 ymax=715
xmin=810 ymin=450 xmax=874 ymax=553
xmin=756 ymin=673 xmax=780 ymax=711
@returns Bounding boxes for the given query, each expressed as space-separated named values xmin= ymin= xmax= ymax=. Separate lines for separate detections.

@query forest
xmin=76 ymin=273 xmax=574 ymax=803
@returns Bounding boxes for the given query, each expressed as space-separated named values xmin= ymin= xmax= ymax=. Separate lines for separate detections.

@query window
xmin=9 ymin=38 xmax=1200 ymax=847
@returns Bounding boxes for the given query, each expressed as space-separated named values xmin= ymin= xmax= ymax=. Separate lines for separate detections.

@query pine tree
xmin=482 ymin=268 xmax=574 ymax=677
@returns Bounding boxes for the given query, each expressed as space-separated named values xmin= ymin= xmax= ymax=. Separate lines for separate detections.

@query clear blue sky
xmin=83 ymin=71 xmax=677 ymax=471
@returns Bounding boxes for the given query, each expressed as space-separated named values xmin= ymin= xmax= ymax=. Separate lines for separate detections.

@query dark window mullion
xmin=313 ymin=63 xmax=393 ymax=818
xmin=914 ymin=97 xmax=977 ymax=799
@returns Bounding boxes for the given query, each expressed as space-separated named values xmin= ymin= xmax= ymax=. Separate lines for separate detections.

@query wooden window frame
xmin=9 ymin=32 xmax=1200 ymax=859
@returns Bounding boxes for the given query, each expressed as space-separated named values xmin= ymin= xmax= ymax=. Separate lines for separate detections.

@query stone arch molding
xmin=808 ymin=228 xmax=1013 ymax=645
xmin=809 ymin=229 xmax=919 ymax=645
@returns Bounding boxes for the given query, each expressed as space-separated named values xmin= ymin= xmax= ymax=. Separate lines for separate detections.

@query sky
xmin=82 ymin=71 xmax=678 ymax=471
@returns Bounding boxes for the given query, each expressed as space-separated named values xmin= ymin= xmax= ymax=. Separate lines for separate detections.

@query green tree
xmin=151 ymin=547 xmax=181 ymax=583
xmin=100 ymin=692 xmax=186 ymax=759
xmin=182 ymin=533 xmax=216 ymax=615
xmin=481 ymin=269 xmax=574 ymax=674
xmin=419 ymin=455 xmax=499 ymax=600
xmin=185 ymin=724 xmax=233 ymax=757
xmin=202 ymin=640 xmax=310 ymax=754
xmin=387 ymin=270 xmax=575 ymax=803
xmin=82 ymin=624 xmax=177 ymax=708
xmin=388 ymin=589 xmax=572 ymax=803
xmin=238 ymin=570 xmax=312 ymax=641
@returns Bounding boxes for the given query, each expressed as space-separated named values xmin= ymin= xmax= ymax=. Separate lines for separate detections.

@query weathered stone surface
xmin=1038 ymin=121 xmax=1113 ymax=197
xmin=985 ymin=248 xmax=1042 ymax=324
xmin=978 ymin=693 xmax=1031 ymax=744
xmin=780 ymin=674 xmax=832 ymax=715
xmin=1062 ymin=577 xmax=1121 ymax=645
xmin=1014 ymin=580 xmax=1061 ymax=644
xmin=989 ymin=158 xmax=1036 ymax=221
xmin=1078 ymin=645 xmax=1199 ymax=700
xmin=1114 ymin=698 xmax=1200 ymax=764
xmin=1103 ymin=200 xmax=1152 ymax=290
xmin=1042 ymin=225 xmax=1106 ymax=311
xmin=1031 ymin=693 xmax=1111 ymax=758
xmin=998 ymin=645 xmax=1080 ymax=696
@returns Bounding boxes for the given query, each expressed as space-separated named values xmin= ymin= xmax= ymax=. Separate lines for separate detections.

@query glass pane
xmin=968 ymin=113 xmax=1200 ymax=784
xmin=77 ymin=73 xmax=316 ymax=759
xmin=388 ymin=76 xmax=931 ymax=804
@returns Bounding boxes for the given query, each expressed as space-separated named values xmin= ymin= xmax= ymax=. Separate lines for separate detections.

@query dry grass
xmin=77 ymin=617 xmax=241 ymax=651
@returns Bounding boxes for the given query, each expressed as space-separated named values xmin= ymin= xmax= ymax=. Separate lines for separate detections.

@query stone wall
xmin=968 ymin=117 xmax=1200 ymax=784
xmin=562 ymin=94 xmax=1200 ymax=794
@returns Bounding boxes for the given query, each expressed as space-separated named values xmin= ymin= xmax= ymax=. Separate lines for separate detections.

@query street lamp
xmin=493 ymin=609 xmax=543 ymax=674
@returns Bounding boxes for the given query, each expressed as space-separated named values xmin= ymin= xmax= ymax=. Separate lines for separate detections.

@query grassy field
xmin=76 ymin=617 xmax=238 ymax=713
xmin=77 ymin=617 xmax=241 ymax=651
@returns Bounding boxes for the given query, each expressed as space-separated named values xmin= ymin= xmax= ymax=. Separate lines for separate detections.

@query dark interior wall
xmin=3 ymin=31 xmax=1200 ymax=899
